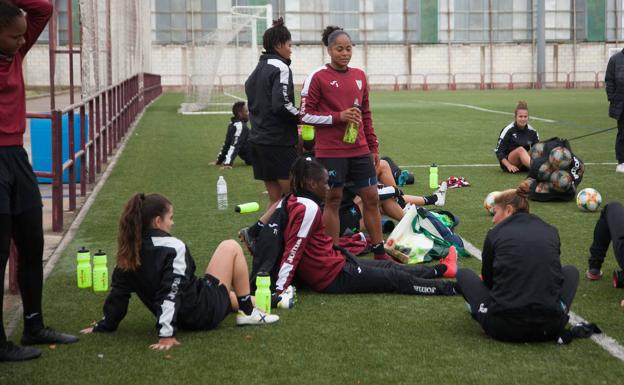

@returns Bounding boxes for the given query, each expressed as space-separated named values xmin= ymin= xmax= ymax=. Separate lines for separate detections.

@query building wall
xmin=23 ymin=42 xmax=618 ymax=89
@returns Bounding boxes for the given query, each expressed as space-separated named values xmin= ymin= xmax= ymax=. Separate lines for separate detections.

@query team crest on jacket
xmin=356 ymin=79 xmax=362 ymax=90
xmin=330 ymin=80 xmax=339 ymax=88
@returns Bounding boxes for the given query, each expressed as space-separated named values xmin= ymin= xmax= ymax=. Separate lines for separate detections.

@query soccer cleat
xmin=277 ymin=285 xmax=296 ymax=309
xmin=21 ymin=327 xmax=79 ymax=346
xmin=439 ymin=246 xmax=457 ymax=278
xmin=236 ymin=308 xmax=279 ymax=326
xmin=434 ymin=181 xmax=448 ymax=207
xmin=0 ymin=342 xmax=41 ymax=362
xmin=585 ymin=268 xmax=603 ymax=281
xmin=238 ymin=227 xmax=256 ymax=256
xmin=617 ymin=163 xmax=624 ymax=174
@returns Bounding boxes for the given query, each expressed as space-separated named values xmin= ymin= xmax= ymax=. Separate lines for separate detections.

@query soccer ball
xmin=549 ymin=170 xmax=573 ymax=192
xmin=548 ymin=146 xmax=573 ymax=169
xmin=530 ymin=142 xmax=545 ymax=160
xmin=576 ymin=188 xmax=602 ymax=212
xmin=537 ymin=162 xmax=553 ymax=181
xmin=484 ymin=191 xmax=500 ymax=215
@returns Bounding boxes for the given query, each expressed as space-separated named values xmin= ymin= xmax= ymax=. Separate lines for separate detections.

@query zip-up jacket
xmin=275 ymin=192 xmax=346 ymax=293
xmin=481 ymin=213 xmax=564 ymax=318
xmin=0 ymin=0 xmax=53 ymax=147
xmin=300 ymin=64 xmax=378 ymax=158
xmin=216 ymin=118 xmax=251 ymax=166
xmin=93 ymin=229 xmax=204 ymax=338
xmin=245 ymin=52 xmax=299 ymax=147
xmin=494 ymin=122 xmax=539 ymax=161
xmin=605 ymin=49 xmax=624 ymax=119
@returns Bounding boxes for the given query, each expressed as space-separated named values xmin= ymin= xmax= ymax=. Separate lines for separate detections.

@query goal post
xmin=179 ymin=4 xmax=272 ymax=115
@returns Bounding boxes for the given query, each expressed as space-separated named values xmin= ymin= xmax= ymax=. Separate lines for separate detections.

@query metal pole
xmin=67 ymin=0 xmax=74 ymax=104
xmin=536 ymin=0 xmax=545 ymax=88
xmin=49 ymin=0 xmax=57 ymax=111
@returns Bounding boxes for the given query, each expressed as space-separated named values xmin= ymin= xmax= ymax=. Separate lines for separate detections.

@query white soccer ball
xmin=576 ymin=188 xmax=602 ymax=212
xmin=484 ymin=191 xmax=500 ymax=215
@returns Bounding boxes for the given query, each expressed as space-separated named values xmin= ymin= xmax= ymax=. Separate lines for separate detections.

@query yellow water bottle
xmin=343 ymin=99 xmax=360 ymax=144
xmin=255 ymin=273 xmax=271 ymax=314
xmin=92 ymin=250 xmax=109 ymax=293
xmin=429 ymin=163 xmax=439 ymax=189
xmin=76 ymin=246 xmax=92 ymax=289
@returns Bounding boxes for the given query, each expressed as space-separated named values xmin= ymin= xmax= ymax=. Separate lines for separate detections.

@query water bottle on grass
xmin=217 ymin=176 xmax=228 ymax=210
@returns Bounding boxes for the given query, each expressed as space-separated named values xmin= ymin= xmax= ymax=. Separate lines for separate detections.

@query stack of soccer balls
xmin=576 ymin=187 xmax=602 ymax=212
xmin=530 ymin=145 xmax=574 ymax=193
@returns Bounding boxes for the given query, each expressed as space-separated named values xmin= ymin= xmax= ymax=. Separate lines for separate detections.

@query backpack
xmin=528 ymin=137 xmax=584 ymax=202
xmin=249 ymin=194 xmax=291 ymax=292
xmin=381 ymin=156 xmax=414 ymax=186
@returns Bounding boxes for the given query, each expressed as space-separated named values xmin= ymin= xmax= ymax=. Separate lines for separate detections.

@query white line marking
xmin=460 ymin=235 xmax=624 ymax=361
xmin=439 ymin=102 xmax=557 ymax=123
xmin=400 ymin=162 xmax=617 ymax=168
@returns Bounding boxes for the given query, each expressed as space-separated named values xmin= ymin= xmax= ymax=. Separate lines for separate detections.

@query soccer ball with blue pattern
xmin=576 ymin=188 xmax=602 ymax=212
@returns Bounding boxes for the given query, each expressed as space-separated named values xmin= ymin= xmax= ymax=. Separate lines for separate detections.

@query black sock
xmin=432 ymin=264 xmax=447 ymax=277
xmin=423 ymin=194 xmax=438 ymax=206
xmin=237 ymin=295 xmax=254 ymax=315
xmin=247 ymin=221 xmax=264 ymax=238
xmin=372 ymin=242 xmax=385 ymax=256
xmin=23 ymin=312 xmax=44 ymax=334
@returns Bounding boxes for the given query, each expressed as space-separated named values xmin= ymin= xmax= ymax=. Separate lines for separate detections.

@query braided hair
xmin=262 ymin=17 xmax=291 ymax=52
xmin=290 ymin=157 xmax=327 ymax=195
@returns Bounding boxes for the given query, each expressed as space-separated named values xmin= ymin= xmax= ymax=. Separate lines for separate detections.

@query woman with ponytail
xmin=456 ymin=181 xmax=579 ymax=342
xmin=495 ymin=101 xmax=540 ymax=173
xmin=272 ymin=157 xmax=458 ymax=298
xmin=81 ymin=193 xmax=278 ymax=351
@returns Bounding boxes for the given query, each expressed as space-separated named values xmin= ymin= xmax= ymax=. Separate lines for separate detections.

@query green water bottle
xmin=429 ymin=163 xmax=438 ymax=189
xmin=92 ymin=250 xmax=109 ymax=293
xmin=343 ymin=99 xmax=360 ymax=144
xmin=301 ymin=124 xmax=315 ymax=141
xmin=76 ymin=246 xmax=92 ymax=289
xmin=255 ymin=273 xmax=271 ymax=314
xmin=235 ymin=202 xmax=260 ymax=213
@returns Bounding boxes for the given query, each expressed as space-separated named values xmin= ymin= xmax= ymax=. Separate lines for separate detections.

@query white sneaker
xmin=434 ymin=182 xmax=448 ymax=207
xmin=616 ymin=163 xmax=624 ymax=173
xmin=276 ymin=285 xmax=296 ymax=309
xmin=236 ymin=308 xmax=279 ymax=326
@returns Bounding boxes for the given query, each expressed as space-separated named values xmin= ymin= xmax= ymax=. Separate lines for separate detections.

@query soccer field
xmin=3 ymin=89 xmax=624 ymax=384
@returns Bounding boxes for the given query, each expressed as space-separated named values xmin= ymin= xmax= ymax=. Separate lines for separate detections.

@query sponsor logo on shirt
xmin=356 ymin=79 xmax=362 ymax=90
xmin=330 ymin=80 xmax=339 ymax=88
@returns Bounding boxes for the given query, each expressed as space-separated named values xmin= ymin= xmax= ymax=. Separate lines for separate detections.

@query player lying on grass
xmin=456 ymin=181 xmax=579 ymax=342
xmin=80 ymin=193 xmax=279 ymax=351
xmin=495 ymin=100 xmax=539 ymax=173
xmin=584 ymin=201 xmax=624 ymax=288
xmin=210 ymin=101 xmax=252 ymax=169
xmin=272 ymin=157 xmax=459 ymax=297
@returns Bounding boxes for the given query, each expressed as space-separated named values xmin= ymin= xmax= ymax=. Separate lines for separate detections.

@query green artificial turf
xmin=3 ymin=89 xmax=624 ymax=384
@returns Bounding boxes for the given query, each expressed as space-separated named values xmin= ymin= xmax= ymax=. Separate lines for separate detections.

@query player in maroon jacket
xmin=300 ymin=26 xmax=391 ymax=262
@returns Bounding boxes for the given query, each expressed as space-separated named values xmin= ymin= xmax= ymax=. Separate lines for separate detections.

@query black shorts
xmin=180 ymin=274 xmax=231 ymax=331
xmin=250 ymin=143 xmax=297 ymax=181
xmin=317 ymin=155 xmax=377 ymax=188
xmin=0 ymin=146 xmax=43 ymax=215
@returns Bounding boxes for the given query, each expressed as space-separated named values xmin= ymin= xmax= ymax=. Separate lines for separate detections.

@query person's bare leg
xmin=507 ymin=147 xmax=530 ymax=168
xmin=324 ymin=187 xmax=344 ymax=244
xmin=264 ymin=181 xmax=283 ymax=208
xmin=205 ymin=240 xmax=251 ymax=297
xmin=403 ymin=194 xmax=426 ymax=206
xmin=380 ymin=199 xmax=405 ymax=221
xmin=359 ymin=185 xmax=382 ymax=244
xmin=376 ymin=159 xmax=396 ymax=187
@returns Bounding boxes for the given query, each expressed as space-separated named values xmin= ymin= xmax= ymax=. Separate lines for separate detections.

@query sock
xmin=23 ymin=312 xmax=44 ymax=333
xmin=372 ymin=242 xmax=385 ymax=256
xmin=432 ymin=264 xmax=447 ymax=277
xmin=247 ymin=221 xmax=264 ymax=238
xmin=422 ymin=194 xmax=438 ymax=206
xmin=237 ymin=294 xmax=254 ymax=315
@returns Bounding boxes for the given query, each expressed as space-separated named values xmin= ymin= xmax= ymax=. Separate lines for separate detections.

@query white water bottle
xmin=217 ymin=176 xmax=228 ymax=210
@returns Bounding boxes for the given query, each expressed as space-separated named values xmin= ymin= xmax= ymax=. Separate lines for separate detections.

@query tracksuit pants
xmin=588 ymin=202 xmax=624 ymax=271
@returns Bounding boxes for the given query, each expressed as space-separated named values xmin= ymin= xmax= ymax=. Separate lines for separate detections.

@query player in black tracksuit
xmin=495 ymin=101 xmax=539 ymax=173
xmin=213 ymin=101 xmax=251 ymax=168
xmin=585 ymin=201 xmax=624 ymax=285
xmin=80 ymin=193 xmax=278 ymax=350
xmin=456 ymin=182 xmax=579 ymax=342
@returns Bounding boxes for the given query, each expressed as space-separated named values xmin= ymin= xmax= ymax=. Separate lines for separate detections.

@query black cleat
xmin=21 ymin=327 xmax=79 ymax=346
xmin=0 ymin=342 xmax=41 ymax=362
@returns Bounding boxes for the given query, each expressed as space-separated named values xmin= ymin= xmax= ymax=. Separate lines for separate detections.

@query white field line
xmin=400 ymin=162 xmax=617 ymax=168
xmin=439 ymin=102 xmax=557 ymax=123
xmin=6 ymin=96 xmax=161 ymax=337
xmin=460 ymin=236 xmax=624 ymax=361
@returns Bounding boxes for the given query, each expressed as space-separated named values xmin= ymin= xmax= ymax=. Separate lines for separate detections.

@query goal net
xmin=179 ymin=5 xmax=272 ymax=115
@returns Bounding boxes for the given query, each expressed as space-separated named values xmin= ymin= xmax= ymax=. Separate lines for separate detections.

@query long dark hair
xmin=494 ymin=180 xmax=531 ymax=214
xmin=0 ymin=0 xmax=23 ymax=31
xmin=262 ymin=17 xmax=291 ymax=52
xmin=290 ymin=157 xmax=326 ymax=194
xmin=117 ymin=193 xmax=171 ymax=271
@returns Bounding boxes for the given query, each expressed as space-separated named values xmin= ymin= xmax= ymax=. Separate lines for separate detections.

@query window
xmin=606 ymin=0 xmax=623 ymax=41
